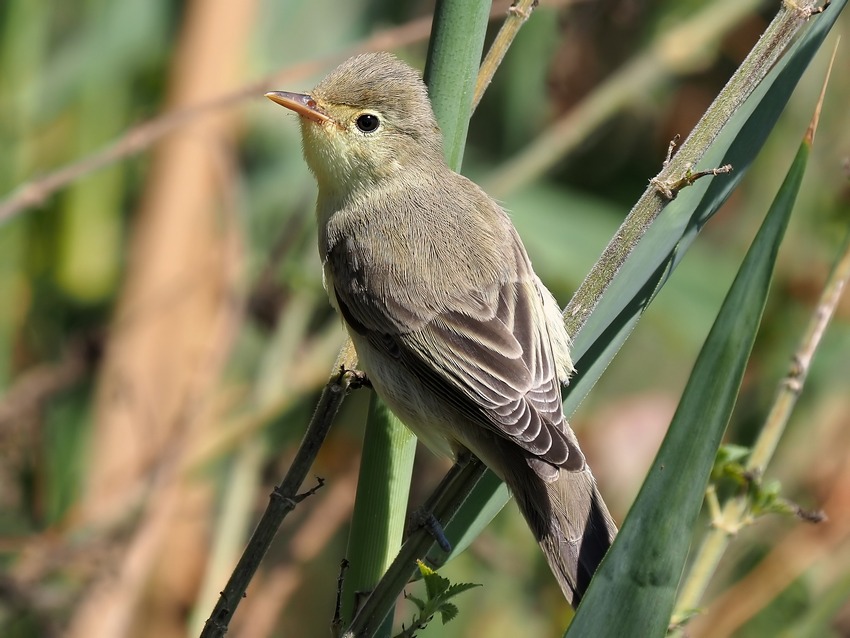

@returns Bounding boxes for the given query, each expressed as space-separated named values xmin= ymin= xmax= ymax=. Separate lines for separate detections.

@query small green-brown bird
xmin=266 ymin=52 xmax=617 ymax=607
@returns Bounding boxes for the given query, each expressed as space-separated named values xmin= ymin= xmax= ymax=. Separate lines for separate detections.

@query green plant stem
xmin=423 ymin=0 xmax=491 ymax=171
xmin=343 ymin=459 xmax=489 ymax=638
xmin=672 ymin=224 xmax=850 ymax=628
xmin=340 ymin=399 xmax=416 ymax=628
xmin=557 ymin=0 xmax=820 ymax=340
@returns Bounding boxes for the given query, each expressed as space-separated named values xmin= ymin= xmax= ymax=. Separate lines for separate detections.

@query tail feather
xmin=508 ymin=465 xmax=617 ymax=607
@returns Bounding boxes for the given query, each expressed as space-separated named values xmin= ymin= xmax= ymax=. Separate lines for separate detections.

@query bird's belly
xmin=350 ymin=332 xmax=460 ymax=460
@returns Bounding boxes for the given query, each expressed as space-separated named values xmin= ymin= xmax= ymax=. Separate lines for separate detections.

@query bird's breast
xmin=317 ymin=179 xmax=523 ymax=328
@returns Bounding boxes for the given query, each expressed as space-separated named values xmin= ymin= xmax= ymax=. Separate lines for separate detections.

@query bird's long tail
xmin=508 ymin=464 xmax=617 ymax=608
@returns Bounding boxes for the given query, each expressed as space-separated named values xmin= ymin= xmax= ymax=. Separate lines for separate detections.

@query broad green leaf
xmin=566 ymin=131 xmax=811 ymax=637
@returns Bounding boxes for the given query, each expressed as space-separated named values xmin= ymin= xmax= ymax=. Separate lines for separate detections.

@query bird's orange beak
xmin=265 ymin=91 xmax=331 ymax=124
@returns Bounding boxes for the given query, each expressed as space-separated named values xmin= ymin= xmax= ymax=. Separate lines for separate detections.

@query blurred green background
xmin=1 ymin=1 xmax=848 ymax=637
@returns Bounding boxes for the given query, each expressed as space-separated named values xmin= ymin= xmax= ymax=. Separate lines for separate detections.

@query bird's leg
xmin=409 ymin=450 xmax=477 ymax=555
xmin=418 ymin=512 xmax=453 ymax=553
xmin=346 ymin=368 xmax=372 ymax=389
xmin=334 ymin=338 xmax=371 ymax=388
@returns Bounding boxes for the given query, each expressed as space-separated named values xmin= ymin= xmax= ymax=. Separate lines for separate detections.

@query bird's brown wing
xmin=332 ymin=250 xmax=585 ymax=472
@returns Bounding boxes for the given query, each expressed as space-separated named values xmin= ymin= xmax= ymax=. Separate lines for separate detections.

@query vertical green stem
xmin=341 ymin=1 xmax=491 ymax=636
xmin=341 ymin=399 xmax=416 ymax=629
xmin=424 ymin=0 xmax=491 ymax=170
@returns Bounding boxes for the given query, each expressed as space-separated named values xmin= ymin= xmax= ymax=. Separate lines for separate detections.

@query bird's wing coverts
xmin=333 ymin=249 xmax=584 ymax=472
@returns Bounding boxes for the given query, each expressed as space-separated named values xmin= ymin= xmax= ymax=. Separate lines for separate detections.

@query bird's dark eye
xmin=355 ymin=113 xmax=380 ymax=133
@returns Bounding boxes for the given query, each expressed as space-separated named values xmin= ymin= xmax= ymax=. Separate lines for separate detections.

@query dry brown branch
xmin=230 ymin=455 xmax=360 ymax=638
xmin=200 ymin=367 xmax=362 ymax=638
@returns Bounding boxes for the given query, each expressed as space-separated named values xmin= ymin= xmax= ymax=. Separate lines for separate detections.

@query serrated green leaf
xmin=421 ymin=567 xmax=451 ymax=601
xmin=416 ymin=560 xmax=436 ymax=578
xmin=443 ymin=582 xmax=482 ymax=599
xmin=439 ymin=602 xmax=459 ymax=624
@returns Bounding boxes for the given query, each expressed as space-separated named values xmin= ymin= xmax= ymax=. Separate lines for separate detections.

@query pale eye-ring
xmin=355 ymin=113 xmax=380 ymax=133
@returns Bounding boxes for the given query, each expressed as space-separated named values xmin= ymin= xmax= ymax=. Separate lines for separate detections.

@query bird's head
xmin=266 ymin=52 xmax=444 ymax=198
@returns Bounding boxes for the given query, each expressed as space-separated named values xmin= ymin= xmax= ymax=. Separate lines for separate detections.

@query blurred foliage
xmin=0 ymin=1 xmax=848 ymax=637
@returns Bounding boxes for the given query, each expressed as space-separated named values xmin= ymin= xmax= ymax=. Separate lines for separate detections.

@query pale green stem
xmin=558 ymin=0 xmax=817 ymax=338
xmin=471 ymin=0 xmax=538 ymax=112
xmin=423 ymin=0 xmax=491 ymax=170
xmin=341 ymin=401 xmax=416 ymax=631
xmin=340 ymin=1 xmax=491 ymax=636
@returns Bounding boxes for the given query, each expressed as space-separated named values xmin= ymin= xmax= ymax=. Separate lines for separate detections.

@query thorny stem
xmin=558 ymin=0 xmax=824 ymax=337
xmin=199 ymin=367 xmax=360 ymax=638
xmin=471 ymin=0 xmax=539 ymax=112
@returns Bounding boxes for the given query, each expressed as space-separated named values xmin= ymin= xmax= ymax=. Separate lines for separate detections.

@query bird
xmin=266 ymin=51 xmax=617 ymax=608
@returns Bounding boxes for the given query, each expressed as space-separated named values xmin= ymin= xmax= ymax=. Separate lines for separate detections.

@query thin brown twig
xmin=471 ymin=0 xmax=587 ymax=114
xmin=692 ymin=426 xmax=850 ymax=637
xmin=0 ymin=26 xmax=428 ymax=224
xmin=471 ymin=0 xmax=539 ymax=112
xmin=673 ymin=224 xmax=850 ymax=630
xmin=199 ymin=366 xmax=361 ymax=638
xmin=229 ymin=458 xmax=359 ymax=638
